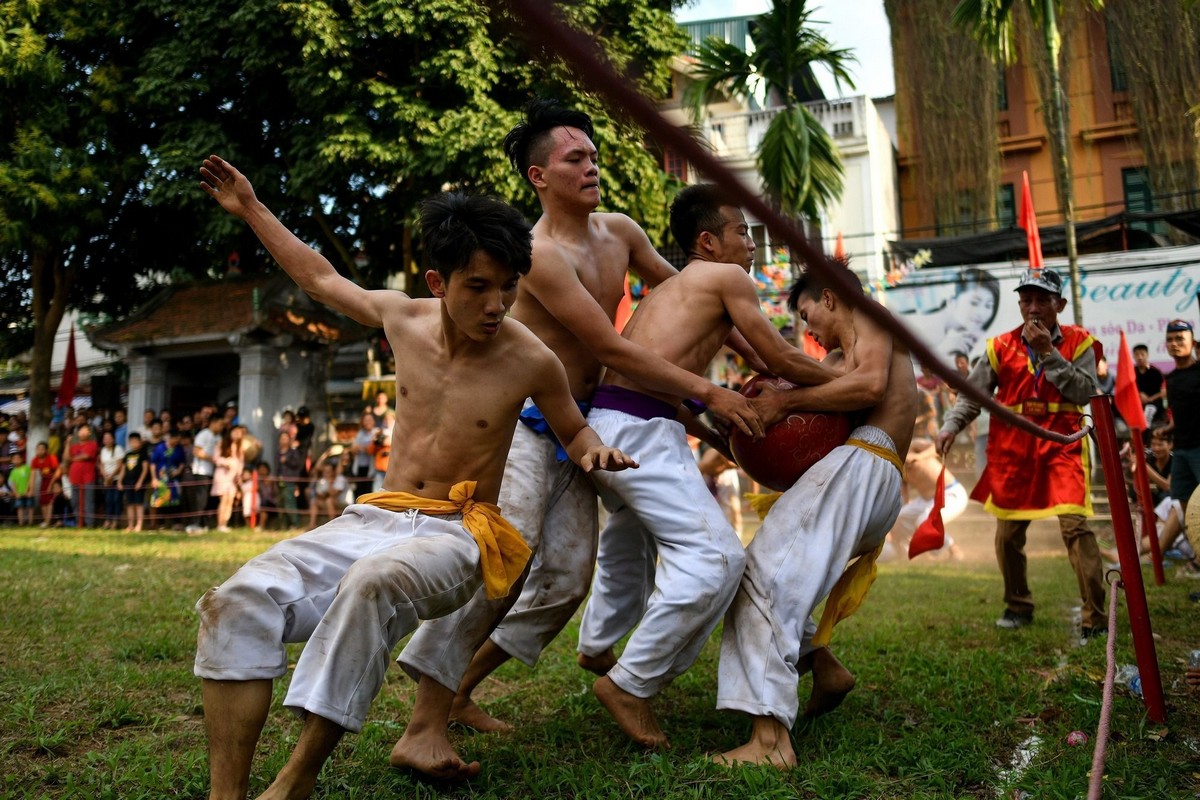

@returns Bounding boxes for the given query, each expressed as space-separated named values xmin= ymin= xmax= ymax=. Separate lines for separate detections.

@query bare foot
xmin=389 ymin=728 xmax=481 ymax=781
xmin=711 ymin=716 xmax=795 ymax=769
xmin=804 ymin=647 xmax=855 ymax=718
xmin=593 ymin=675 xmax=668 ymax=749
xmin=449 ymin=697 xmax=512 ymax=733
xmin=577 ymin=648 xmax=617 ymax=676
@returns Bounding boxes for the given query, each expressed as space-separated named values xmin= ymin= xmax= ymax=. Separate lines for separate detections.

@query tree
xmin=953 ymin=0 xmax=1103 ymax=327
xmin=0 ymin=0 xmax=687 ymax=448
xmin=682 ymin=0 xmax=856 ymax=221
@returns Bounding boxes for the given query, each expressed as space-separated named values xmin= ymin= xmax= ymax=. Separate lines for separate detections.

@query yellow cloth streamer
xmin=812 ymin=544 xmax=883 ymax=647
xmin=811 ymin=438 xmax=901 ymax=646
xmin=357 ymin=481 xmax=531 ymax=600
xmin=746 ymin=491 xmax=783 ymax=519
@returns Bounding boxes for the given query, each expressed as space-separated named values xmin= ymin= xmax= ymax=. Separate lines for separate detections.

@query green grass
xmin=1 ymin=525 xmax=1198 ymax=799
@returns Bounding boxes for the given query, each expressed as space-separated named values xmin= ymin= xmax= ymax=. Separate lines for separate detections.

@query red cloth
xmin=56 ymin=324 xmax=78 ymax=410
xmin=67 ymin=438 xmax=98 ymax=486
xmin=909 ymin=464 xmax=946 ymax=558
xmin=970 ymin=324 xmax=1095 ymax=519
xmin=1113 ymin=330 xmax=1147 ymax=429
xmin=614 ymin=274 xmax=634 ymax=333
xmin=31 ymin=454 xmax=59 ymax=505
xmin=1019 ymin=171 xmax=1043 ymax=269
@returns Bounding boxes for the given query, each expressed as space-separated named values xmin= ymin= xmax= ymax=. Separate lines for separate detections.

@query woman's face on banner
xmin=950 ymin=286 xmax=995 ymax=331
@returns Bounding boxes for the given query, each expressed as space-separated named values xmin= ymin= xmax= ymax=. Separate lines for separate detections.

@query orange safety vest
xmin=971 ymin=324 xmax=1095 ymax=520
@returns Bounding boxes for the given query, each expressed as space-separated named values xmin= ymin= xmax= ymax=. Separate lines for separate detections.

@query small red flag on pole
xmin=56 ymin=323 xmax=79 ymax=410
xmin=1019 ymin=171 xmax=1044 ymax=269
xmin=1113 ymin=330 xmax=1147 ymax=430
xmin=909 ymin=465 xmax=947 ymax=558
xmin=833 ymin=231 xmax=845 ymax=260
xmin=1114 ymin=330 xmax=1164 ymax=582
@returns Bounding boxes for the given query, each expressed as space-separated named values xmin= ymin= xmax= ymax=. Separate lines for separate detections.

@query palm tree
xmin=683 ymin=0 xmax=856 ymax=222
xmin=952 ymin=0 xmax=1103 ymax=327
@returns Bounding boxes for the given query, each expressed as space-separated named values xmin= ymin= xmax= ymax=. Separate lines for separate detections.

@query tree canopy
xmin=683 ymin=0 xmax=855 ymax=220
xmin=0 ymin=0 xmax=687 ymax=429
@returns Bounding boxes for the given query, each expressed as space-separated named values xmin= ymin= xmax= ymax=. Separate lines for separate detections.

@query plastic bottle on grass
xmin=1115 ymin=664 xmax=1139 ymax=695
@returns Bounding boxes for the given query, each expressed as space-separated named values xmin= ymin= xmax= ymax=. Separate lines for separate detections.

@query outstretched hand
xmin=199 ymin=155 xmax=258 ymax=218
xmin=580 ymin=446 xmax=639 ymax=473
xmin=935 ymin=430 xmax=955 ymax=458
xmin=707 ymin=386 xmax=764 ymax=440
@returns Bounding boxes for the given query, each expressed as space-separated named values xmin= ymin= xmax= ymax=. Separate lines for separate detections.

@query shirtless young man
xmin=390 ymin=102 xmax=763 ymax=774
xmin=886 ymin=437 xmax=967 ymax=561
xmin=574 ymin=183 xmax=840 ymax=748
xmin=194 ymin=156 xmax=635 ymax=800
xmin=715 ymin=262 xmax=918 ymax=768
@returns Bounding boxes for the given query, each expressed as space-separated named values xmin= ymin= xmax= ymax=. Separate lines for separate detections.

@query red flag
xmin=1019 ymin=171 xmax=1043 ymax=269
xmin=1113 ymin=329 xmax=1147 ymax=429
xmin=56 ymin=323 xmax=79 ymax=410
xmin=909 ymin=464 xmax=946 ymax=558
xmin=614 ymin=274 xmax=634 ymax=333
xmin=834 ymin=231 xmax=845 ymax=260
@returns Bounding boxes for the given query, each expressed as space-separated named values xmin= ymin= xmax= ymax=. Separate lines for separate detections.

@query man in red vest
xmin=937 ymin=268 xmax=1104 ymax=639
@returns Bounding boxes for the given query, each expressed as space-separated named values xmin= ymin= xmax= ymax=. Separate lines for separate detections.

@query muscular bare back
xmin=602 ymin=262 xmax=737 ymax=403
xmin=840 ymin=309 xmax=919 ymax=456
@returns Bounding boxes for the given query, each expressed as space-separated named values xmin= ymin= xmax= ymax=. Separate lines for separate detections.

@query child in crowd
xmin=49 ymin=479 xmax=73 ymax=527
xmin=120 ymin=432 xmax=151 ymax=532
xmin=31 ymin=442 xmax=60 ymax=528
xmin=9 ymin=452 xmax=34 ymax=526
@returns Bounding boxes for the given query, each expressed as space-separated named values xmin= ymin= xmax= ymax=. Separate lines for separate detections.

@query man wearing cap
xmin=937 ymin=268 xmax=1104 ymax=638
xmin=1163 ymin=319 xmax=1200 ymax=573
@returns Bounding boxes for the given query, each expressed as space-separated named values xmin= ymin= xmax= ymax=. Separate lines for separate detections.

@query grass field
xmin=1 ymin=522 xmax=1197 ymax=799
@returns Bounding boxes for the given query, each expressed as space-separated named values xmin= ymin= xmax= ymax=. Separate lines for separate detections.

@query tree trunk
xmin=1043 ymin=0 xmax=1084 ymax=326
xmin=28 ymin=248 xmax=72 ymax=459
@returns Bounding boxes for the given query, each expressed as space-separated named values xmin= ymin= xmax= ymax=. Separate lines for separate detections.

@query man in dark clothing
xmin=1134 ymin=343 xmax=1166 ymax=426
xmin=276 ymin=430 xmax=305 ymax=529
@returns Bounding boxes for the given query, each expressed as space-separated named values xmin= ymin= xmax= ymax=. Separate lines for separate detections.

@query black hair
xmin=952 ymin=267 xmax=1001 ymax=328
xmin=503 ymin=99 xmax=595 ymax=183
xmin=1133 ymin=344 xmax=1149 ymax=353
xmin=420 ymin=192 xmax=532 ymax=280
xmin=786 ymin=256 xmax=861 ymax=311
xmin=669 ymin=184 xmax=729 ymax=253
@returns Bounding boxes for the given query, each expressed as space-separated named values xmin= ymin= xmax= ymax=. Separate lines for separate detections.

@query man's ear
xmin=1055 ymin=297 xmax=1068 ymax=314
xmin=527 ymin=164 xmax=546 ymax=190
xmin=821 ymin=287 xmax=836 ymax=309
xmin=426 ymin=269 xmax=446 ymax=298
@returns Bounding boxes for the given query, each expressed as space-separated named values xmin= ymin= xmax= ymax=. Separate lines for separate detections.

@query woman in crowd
xmin=211 ymin=425 xmax=245 ymax=533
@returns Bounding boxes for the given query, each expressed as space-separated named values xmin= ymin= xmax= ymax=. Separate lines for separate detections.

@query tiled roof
xmin=92 ymin=279 xmax=268 ymax=345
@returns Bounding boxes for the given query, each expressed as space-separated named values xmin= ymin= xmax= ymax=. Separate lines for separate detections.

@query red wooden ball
xmin=729 ymin=375 xmax=852 ymax=492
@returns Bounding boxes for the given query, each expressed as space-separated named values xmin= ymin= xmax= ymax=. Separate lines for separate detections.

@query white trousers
xmin=579 ymin=409 xmax=746 ymax=699
xmin=398 ymin=421 xmax=597 ymax=689
xmin=889 ymin=480 xmax=969 ymax=554
xmin=717 ymin=426 xmax=902 ymax=729
xmin=193 ymin=503 xmax=481 ymax=733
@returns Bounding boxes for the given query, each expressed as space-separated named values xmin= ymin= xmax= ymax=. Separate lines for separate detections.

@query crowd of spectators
xmin=0 ymin=392 xmax=396 ymax=534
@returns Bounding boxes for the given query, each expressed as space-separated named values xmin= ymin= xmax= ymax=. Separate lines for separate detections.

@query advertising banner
xmin=881 ymin=245 xmax=1200 ymax=372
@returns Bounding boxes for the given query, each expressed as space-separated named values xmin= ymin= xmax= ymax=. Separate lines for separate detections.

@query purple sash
xmin=591 ymin=385 xmax=677 ymax=421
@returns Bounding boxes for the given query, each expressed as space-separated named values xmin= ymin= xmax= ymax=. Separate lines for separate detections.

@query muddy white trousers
xmin=717 ymin=426 xmax=902 ymax=729
xmin=194 ymin=503 xmax=481 ymax=732
xmin=398 ymin=421 xmax=598 ymax=689
xmin=579 ymin=409 xmax=746 ymax=699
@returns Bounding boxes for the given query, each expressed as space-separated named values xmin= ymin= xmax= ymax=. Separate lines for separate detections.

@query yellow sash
xmin=357 ymin=481 xmax=531 ymax=600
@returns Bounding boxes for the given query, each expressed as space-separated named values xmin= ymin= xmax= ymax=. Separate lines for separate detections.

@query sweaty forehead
xmin=542 ymin=126 xmax=596 ymax=160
